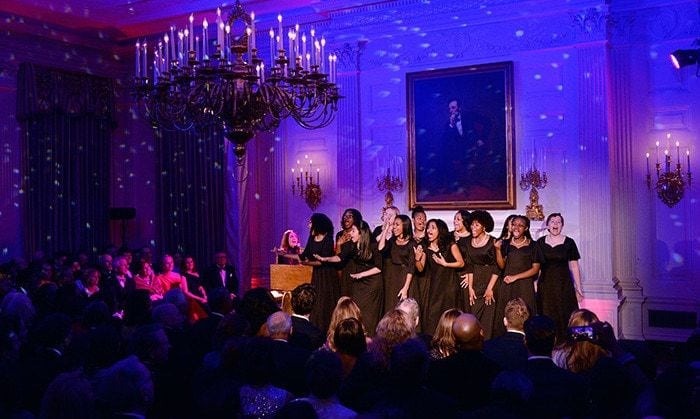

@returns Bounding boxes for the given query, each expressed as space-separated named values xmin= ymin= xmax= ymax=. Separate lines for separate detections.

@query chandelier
xmin=133 ymin=0 xmax=341 ymax=163
xmin=646 ymin=134 xmax=692 ymax=207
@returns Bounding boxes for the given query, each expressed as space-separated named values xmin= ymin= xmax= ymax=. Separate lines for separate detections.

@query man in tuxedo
xmin=484 ymin=297 xmax=530 ymax=370
xmin=202 ymin=251 xmax=238 ymax=298
xmin=521 ymin=315 xmax=590 ymax=418
xmin=288 ymin=284 xmax=324 ymax=351
xmin=102 ymin=256 xmax=136 ymax=314
xmin=427 ymin=313 xmax=501 ymax=412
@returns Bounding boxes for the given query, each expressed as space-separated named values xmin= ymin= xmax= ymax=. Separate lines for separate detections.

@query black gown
xmin=335 ymin=231 xmax=353 ymax=297
xmin=536 ymin=236 xmax=581 ymax=342
xmin=453 ymin=234 xmax=470 ymax=312
xmin=492 ymin=240 xmax=542 ymax=337
xmin=301 ymin=234 xmax=339 ymax=333
xmin=424 ymin=244 xmax=461 ymax=336
xmin=464 ymin=236 xmax=499 ymax=340
xmin=412 ymin=235 xmax=430 ymax=333
xmin=381 ymin=237 xmax=417 ymax=316
xmin=338 ymin=242 xmax=384 ymax=335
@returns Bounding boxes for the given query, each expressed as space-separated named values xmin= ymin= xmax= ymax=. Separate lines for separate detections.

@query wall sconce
xmin=291 ymin=155 xmax=322 ymax=210
xmin=519 ymin=148 xmax=547 ymax=221
xmin=376 ymin=157 xmax=404 ymax=208
xmin=646 ymin=133 xmax=692 ymax=207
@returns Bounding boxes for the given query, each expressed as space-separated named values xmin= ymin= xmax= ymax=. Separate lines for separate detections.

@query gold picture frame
xmin=407 ymin=61 xmax=516 ymax=210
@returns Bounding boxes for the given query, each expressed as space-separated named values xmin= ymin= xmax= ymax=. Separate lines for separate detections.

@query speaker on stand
xmin=108 ymin=207 xmax=136 ymax=248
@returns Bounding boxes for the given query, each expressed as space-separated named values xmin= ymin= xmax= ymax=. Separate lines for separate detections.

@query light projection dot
xmin=551 ymin=33 xmax=559 ymax=39
xmin=420 ymin=43 xmax=430 ymax=48
xmin=1 ymin=249 xmax=6 ymax=255
xmin=254 ymin=193 xmax=261 ymax=200
xmin=649 ymin=51 xmax=658 ymax=59
xmin=534 ymin=74 xmax=542 ymax=80
xmin=377 ymin=90 xmax=391 ymax=98
xmin=263 ymin=157 xmax=269 ymax=162
xmin=579 ymin=145 xmax=586 ymax=151
xmin=86 ymin=223 xmax=91 ymax=229
xmin=551 ymin=62 xmax=559 ymax=68
xmin=558 ymin=115 xmax=564 ymax=120
xmin=539 ymin=114 xmax=547 ymax=120
xmin=547 ymin=132 xmax=554 ymax=138
xmin=515 ymin=30 xmax=524 ymax=37
xmin=150 ymin=220 xmax=154 ymax=225
xmin=150 ymin=240 xmax=156 ymax=246
xmin=452 ymin=16 xmax=459 ymax=20
xmin=562 ymin=53 xmax=570 ymax=59
xmin=556 ymin=85 xmax=564 ymax=91
xmin=429 ymin=52 xmax=438 ymax=58
xmin=584 ymin=72 xmax=591 ymax=78
xmin=671 ymin=252 xmax=683 ymax=263
xmin=445 ymin=53 xmax=455 ymax=58
xmin=269 ymin=147 xmax=275 ymax=153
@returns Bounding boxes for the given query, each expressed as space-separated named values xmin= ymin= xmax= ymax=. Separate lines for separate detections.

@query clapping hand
xmin=432 ymin=252 xmax=446 ymax=266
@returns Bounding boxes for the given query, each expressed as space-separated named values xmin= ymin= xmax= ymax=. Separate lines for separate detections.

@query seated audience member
xmin=238 ymin=287 xmax=279 ymax=336
xmin=201 ymin=252 xmax=239 ymax=298
xmin=466 ymin=370 xmax=534 ymax=418
xmin=102 ymin=256 xmax=136 ymax=315
xmin=554 ymin=309 xmax=646 ymax=417
xmin=339 ymin=309 xmax=414 ymax=413
xmin=332 ymin=318 xmax=367 ymax=378
xmin=426 ymin=313 xmax=501 ymax=413
xmin=188 ymin=287 xmax=234 ymax=360
xmin=94 ymin=355 xmax=154 ymax=419
xmin=521 ymin=315 xmax=590 ymax=418
xmin=429 ymin=308 xmax=462 ymax=360
xmin=80 ymin=268 xmax=102 ymax=300
xmin=40 ymin=370 xmax=96 ymax=419
xmin=326 ymin=296 xmax=366 ymax=350
xmin=238 ymin=337 xmax=293 ymax=418
xmin=484 ymin=297 xmax=530 ymax=370
xmin=289 ymin=284 xmax=324 ymax=351
xmin=274 ymin=229 xmax=303 ymax=265
xmin=370 ymin=338 xmax=457 ymax=418
xmin=295 ymin=350 xmax=356 ymax=419
xmin=396 ymin=297 xmax=420 ymax=334
xmin=265 ymin=311 xmax=311 ymax=396
xmin=133 ymin=261 xmax=163 ymax=301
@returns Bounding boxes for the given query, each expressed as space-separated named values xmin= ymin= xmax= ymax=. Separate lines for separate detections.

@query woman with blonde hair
xmin=552 ymin=308 xmax=609 ymax=372
xmin=325 ymin=296 xmax=365 ymax=350
xmin=429 ymin=308 xmax=462 ymax=360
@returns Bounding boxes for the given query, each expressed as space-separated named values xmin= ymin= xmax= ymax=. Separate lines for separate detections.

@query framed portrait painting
xmin=407 ymin=61 xmax=516 ymax=210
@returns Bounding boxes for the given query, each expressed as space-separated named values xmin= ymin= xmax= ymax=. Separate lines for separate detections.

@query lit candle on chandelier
xmin=142 ymin=41 xmax=147 ymax=79
xmin=135 ymin=40 xmax=141 ymax=78
xmin=202 ymin=18 xmax=208 ymax=59
xmin=250 ymin=12 xmax=256 ymax=50
xmin=269 ymin=28 xmax=275 ymax=64
xmin=277 ymin=14 xmax=283 ymax=50
xmin=664 ymin=149 xmax=670 ymax=172
xmin=189 ymin=14 xmax=194 ymax=51
xmin=170 ymin=26 xmax=176 ymax=63
xmin=316 ymin=168 xmax=320 ymax=184
xmin=216 ymin=8 xmax=223 ymax=49
xmin=687 ymin=149 xmax=691 ymax=173
xmin=676 ymin=141 xmax=680 ymax=164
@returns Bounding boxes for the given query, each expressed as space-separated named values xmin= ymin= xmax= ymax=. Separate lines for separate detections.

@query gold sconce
xmin=291 ymin=155 xmax=322 ymax=210
xmin=646 ymin=133 xmax=692 ymax=207
xmin=376 ymin=158 xmax=404 ymax=208
xmin=520 ymin=148 xmax=547 ymax=221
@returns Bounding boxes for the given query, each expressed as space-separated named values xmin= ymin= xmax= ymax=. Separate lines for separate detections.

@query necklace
xmin=472 ymin=234 xmax=488 ymax=247
xmin=512 ymin=236 xmax=527 ymax=246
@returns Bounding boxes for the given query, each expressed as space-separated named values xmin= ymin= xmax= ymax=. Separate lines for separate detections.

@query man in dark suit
xmin=266 ymin=311 xmax=311 ymax=396
xmin=201 ymin=251 xmax=238 ymax=297
xmin=521 ymin=315 xmax=591 ymax=418
xmin=101 ymin=255 xmax=136 ymax=315
xmin=484 ymin=297 xmax=530 ymax=370
xmin=289 ymin=284 xmax=324 ymax=351
xmin=426 ymin=313 xmax=501 ymax=412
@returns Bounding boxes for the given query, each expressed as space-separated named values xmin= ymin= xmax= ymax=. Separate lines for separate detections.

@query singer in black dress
xmin=493 ymin=215 xmax=541 ymax=337
xmin=417 ymin=219 xmax=464 ymax=336
xmin=452 ymin=209 xmax=471 ymax=312
xmin=301 ymin=213 xmax=338 ymax=333
xmin=411 ymin=206 xmax=430 ymax=332
xmin=320 ymin=220 xmax=383 ymax=335
xmin=536 ymin=213 xmax=583 ymax=342
xmin=464 ymin=210 xmax=500 ymax=340
xmin=379 ymin=214 xmax=416 ymax=315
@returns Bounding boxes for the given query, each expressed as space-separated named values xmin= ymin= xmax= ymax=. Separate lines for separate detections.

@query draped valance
xmin=16 ymin=63 xmax=116 ymax=123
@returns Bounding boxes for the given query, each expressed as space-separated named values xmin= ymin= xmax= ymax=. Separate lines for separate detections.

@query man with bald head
xmin=427 ymin=313 xmax=501 ymax=412
xmin=265 ymin=311 xmax=311 ymax=396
